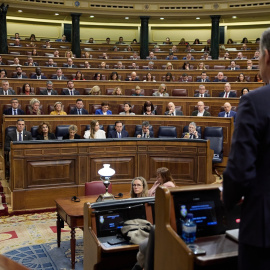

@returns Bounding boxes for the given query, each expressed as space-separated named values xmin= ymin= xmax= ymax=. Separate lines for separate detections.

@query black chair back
xmin=158 ymin=126 xmax=177 ymax=138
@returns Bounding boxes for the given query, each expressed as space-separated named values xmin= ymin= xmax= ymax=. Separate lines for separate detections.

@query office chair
xmin=55 ymin=125 xmax=70 ymax=140
xmin=85 ymin=181 xmax=112 ymax=196
xmin=158 ymin=126 xmax=177 ymax=138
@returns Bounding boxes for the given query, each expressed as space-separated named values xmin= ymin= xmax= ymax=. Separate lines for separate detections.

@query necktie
xmin=13 ymin=109 xmax=17 ymax=115
xmin=226 ymin=112 xmax=229 ymax=117
xmin=4 ymin=91 xmax=7 ymax=95
xmin=58 ymin=77 xmax=60 ymax=80
xmin=118 ymin=133 xmax=121 ymax=138
xmin=200 ymin=94 xmax=203 ymax=97
xmin=225 ymin=92 xmax=228 ymax=98
xmin=70 ymin=90 xmax=73 ymax=95
xmin=19 ymin=132 xmax=22 ymax=141
xmin=144 ymin=133 xmax=146 ymax=138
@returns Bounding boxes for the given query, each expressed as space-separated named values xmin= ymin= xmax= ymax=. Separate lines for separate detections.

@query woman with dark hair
xmin=240 ymin=87 xmax=249 ymax=98
xmin=143 ymin=72 xmax=156 ymax=82
xmin=109 ymin=71 xmax=120 ymax=81
xmin=130 ymin=177 xmax=149 ymax=198
xmin=236 ymin=73 xmax=247 ymax=82
xmin=143 ymin=101 xmax=157 ymax=115
xmin=94 ymin=72 xmax=102 ymax=80
xmin=31 ymin=48 xmax=38 ymax=56
xmin=241 ymin=37 xmax=249 ymax=43
xmin=182 ymin=62 xmax=190 ymax=70
xmin=227 ymin=38 xmax=234 ymax=44
xmin=29 ymin=34 xmax=37 ymax=41
xmin=193 ymin=38 xmax=201 ymax=44
xmin=83 ymin=120 xmax=106 ymax=139
xmin=164 ymin=72 xmax=173 ymax=82
xmin=119 ymin=102 xmax=135 ymax=115
xmin=148 ymin=167 xmax=176 ymax=196
xmin=21 ymin=83 xmax=34 ymax=95
xmin=36 ymin=122 xmax=56 ymax=140
xmin=73 ymin=71 xmax=85 ymax=80
xmin=254 ymin=73 xmax=263 ymax=82
xmin=0 ymin=69 xmax=7 ymax=78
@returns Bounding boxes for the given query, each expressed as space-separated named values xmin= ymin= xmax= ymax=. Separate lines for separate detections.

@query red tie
xmin=225 ymin=92 xmax=228 ymax=98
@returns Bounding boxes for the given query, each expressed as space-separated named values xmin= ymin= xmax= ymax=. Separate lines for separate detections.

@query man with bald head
xmin=219 ymin=83 xmax=237 ymax=98
xmin=194 ymin=85 xmax=210 ymax=97
xmin=218 ymin=102 xmax=236 ymax=122
xmin=125 ymin=71 xmax=140 ymax=81
xmin=192 ymin=101 xmax=211 ymax=116
xmin=164 ymin=102 xmax=183 ymax=116
xmin=213 ymin=72 xmax=228 ymax=82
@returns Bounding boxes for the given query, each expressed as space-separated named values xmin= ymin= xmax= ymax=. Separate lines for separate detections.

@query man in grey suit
xmin=0 ymin=80 xmax=15 ymax=95
xmin=194 ymin=85 xmax=210 ymax=97
xmin=40 ymin=81 xmax=58 ymax=95
xmin=164 ymin=102 xmax=183 ymax=116
xmin=4 ymin=119 xmax=32 ymax=151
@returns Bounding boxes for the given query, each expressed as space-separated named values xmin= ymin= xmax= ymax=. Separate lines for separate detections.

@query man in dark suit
xmin=194 ymin=84 xmax=211 ymax=97
xmin=196 ymin=72 xmax=210 ymax=83
xmin=227 ymin=60 xmax=240 ymax=70
xmin=213 ymin=72 xmax=228 ymax=82
xmin=40 ymin=81 xmax=58 ymax=95
xmin=223 ymin=28 xmax=270 ymax=270
xmin=191 ymin=101 xmax=211 ymax=116
xmin=219 ymin=83 xmax=237 ymax=98
xmin=51 ymin=68 xmax=67 ymax=80
xmin=164 ymin=102 xmax=183 ymax=116
xmin=24 ymin=57 xmax=38 ymax=66
xmin=125 ymin=71 xmax=140 ymax=81
xmin=3 ymin=98 xmax=25 ymax=115
xmin=12 ymin=66 xmax=27 ymax=79
xmin=0 ymin=81 xmax=16 ymax=95
xmin=218 ymin=102 xmax=236 ymax=122
xmin=63 ymin=58 xmax=77 ymax=68
xmin=30 ymin=67 xmax=47 ymax=79
xmin=69 ymin=98 xmax=89 ymax=114
xmin=108 ymin=121 xmax=129 ymax=138
xmin=182 ymin=122 xmax=201 ymax=139
xmin=4 ymin=119 xmax=32 ymax=151
xmin=135 ymin=121 xmax=154 ymax=138
xmin=62 ymin=81 xmax=80 ymax=95
xmin=46 ymin=58 xmax=57 ymax=67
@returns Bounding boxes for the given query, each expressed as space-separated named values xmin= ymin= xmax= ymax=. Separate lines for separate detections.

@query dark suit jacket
xmin=40 ymin=89 xmax=58 ymax=95
xmin=191 ymin=110 xmax=211 ymax=116
xmin=69 ymin=108 xmax=89 ymax=115
xmin=63 ymin=133 xmax=81 ymax=140
xmin=36 ymin=133 xmax=56 ymax=140
xmin=182 ymin=132 xmax=201 ymax=139
xmin=218 ymin=110 xmax=237 ymax=121
xmin=134 ymin=130 xmax=154 ymax=138
xmin=194 ymin=93 xmax=211 ymax=97
xmin=0 ymin=89 xmax=16 ymax=95
xmin=213 ymin=78 xmax=228 ymax=82
xmin=62 ymin=89 xmax=80 ymax=95
xmin=12 ymin=74 xmax=28 ymax=79
xmin=63 ymin=64 xmax=77 ymax=68
xmin=223 ymin=84 xmax=270 ymax=247
xmin=125 ymin=77 xmax=140 ymax=81
xmin=227 ymin=67 xmax=240 ymax=70
xmin=30 ymin=74 xmax=47 ymax=79
xmin=164 ymin=110 xmax=183 ymax=116
xmin=108 ymin=130 xmax=129 ymax=138
xmin=5 ymin=130 xmax=32 ymax=151
xmin=218 ymin=91 xmax=237 ymax=98
xmin=196 ymin=79 xmax=210 ymax=82
xmin=3 ymin=107 xmax=25 ymax=115
xmin=51 ymin=75 xmax=67 ymax=80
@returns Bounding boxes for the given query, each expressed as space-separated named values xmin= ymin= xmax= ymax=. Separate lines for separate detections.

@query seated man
xmin=95 ymin=102 xmax=112 ymax=115
xmin=13 ymin=39 xmax=22 ymax=47
xmin=0 ymin=80 xmax=15 ymax=95
xmin=4 ymin=119 xmax=32 ymax=152
xmin=227 ymin=60 xmax=239 ymax=70
xmin=182 ymin=122 xmax=201 ymax=139
xmin=191 ymin=101 xmax=211 ymax=116
xmin=53 ymin=50 xmax=60 ymax=57
xmin=12 ymin=66 xmax=27 ymax=79
xmin=147 ymin=52 xmax=157 ymax=60
xmin=115 ymin=36 xmax=126 ymax=44
xmin=166 ymin=52 xmax=178 ymax=60
xmin=101 ymin=52 xmax=108 ymax=59
xmin=135 ymin=121 xmax=154 ymax=138
xmin=213 ymin=72 xmax=228 ymax=82
xmin=164 ymin=102 xmax=183 ymax=116
xmin=69 ymin=98 xmax=89 ymax=115
xmin=182 ymin=53 xmax=194 ymax=60
xmin=24 ymin=57 xmax=38 ymax=66
xmin=108 ymin=121 xmax=129 ymax=138
xmin=246 ymin=60 xmax=256 ymax=70
xmin=65 ymin=58 xmax=77 ymax=68
xmin=194 ymin=85 xmax=210 ymax=97
xmin=46 ymin=58 xmax=57 ymax=67
xmin=84 ymin=61 xmax=91 ymax=69
xmin=218 ymin=102 xmax=236 ymax=122
xmin=196 ymin=72 xmax=210 ymax=83
xmin=115 ymin=61 xmax=124 ymax=69
xmin=219 ymin=83 xmax=236 ymax=98
xmin=55 ymin=34 xmax=68 ymax=42
xmin=30 ymin=67 xmax=47 ymax=79
xmin=3 ymin=98 xmax=25 ymax=115
xmin=125 ymin=71 xmax=140 ymax=81
xmin=62 ymin=81 xmax=80 ymax=95
xmin=235 ymin=52 xmax=245 ymax=60
xmin=147 ymin=61 xmax=154 ymax=70
xmin=252 ymin=50 xmax=260 ymax=60
xmin=10 ymin=57 xmax=21 ymax=66
xmin=180 ymin=73 xmax=189 ymax=82
xmin=51 ymin=68 xmax=67 ymax=80
xmin=40 ymin=81 xmax=58 ymax=95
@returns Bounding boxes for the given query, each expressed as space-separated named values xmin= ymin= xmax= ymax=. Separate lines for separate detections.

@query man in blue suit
xmin=3 ymin=98 xmax=25 ymax=115
xmin=223 ymin=28 xmax=270 ymax=270
xmin=227 ymin=60 xmax=240 ymax=70
xmin=30 ymin=67 xmax=47 ymax=79
xmin=108 ymin=121 xmax=129 ymax=138
xmin=218 ymin=102 xmax=236 ymax=122
xmin=69 ymin=99 xmax=88 ymax=115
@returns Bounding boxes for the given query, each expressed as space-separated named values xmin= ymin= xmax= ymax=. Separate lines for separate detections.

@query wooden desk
xmin=0 ymin=254 xmax=29 ymax=270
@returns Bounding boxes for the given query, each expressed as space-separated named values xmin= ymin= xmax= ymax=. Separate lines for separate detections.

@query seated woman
xmin=73 ymin=70 xmax=85 ymax=80
xmin=112 ymin=86 xmax=123 ymax=95
xmin=227 ymin=38 xmax=234 ymax=44
xmin=119 ymin=102 xmax=135 ymax=115
xmin=166 ymin=62 xmax=174 ymax=70
xmin=254 ymin=73 xmax=263 ymax=82
xmin=89 ymin=85 xmax=101 ymax=95
xmin=236 ymin=73 xmax=247 ymax=82
xmin=109 ymin=71 xmax=120 ymax=81
xmin=163 ymin=72 xmax=174 ymax=82
xmin=0 ymin=69 xmax=7 ymax=78
xmin=196 ymin=62 xmax=207 ymax=70
xmin=240 ymin=87 xmax=249 ymax=98
xmin=193 ymin=38 xmax=201 ymax=44
xmin=27 ymin=98 xmax=43 ymax=115
xmin=36 ymin=122 xmax=56 ymax=140
xmin=63 ymin=125 xmax=81 ymax=140
xmin=132 ymin=85 xmax=144 ymax=96
xmin=143 ymin=72 xmax=156 ymax=82
xmin=50 ymin=101 xmax=67 ymax=115
xmin=148 ymin=167 xmax=176 ymax=196
xmin=152 ymin=84 xmax=169 ymax=97
xmin=32 ymin=48 xmax=38 ymax=56
xmin=83 ymin=120 xmax=106 ymax=139
xmin=143 ymin=101 xmax=157 ymax=115
xmin=124 ymin=45 xmax=134 ymax=51
xmin=95 ymin=102 xmax=112 ymax=115
xmin=182 ymin=61 xmax=190 ymax=70
xmin=94 ymin=72 xmax=102 ymax=80
xmin=65 ymin=50 xmax=73 ymax=58
xmin=21 ymin=83 xmax=35 ymax=95
xmin=130 ymin=177 xmax=149 ymax=198
xmin=84 ymin=52 xmax=91 ymax=58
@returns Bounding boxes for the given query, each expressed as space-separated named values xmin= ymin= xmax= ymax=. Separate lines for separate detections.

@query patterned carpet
xmin=0 ymin=212 xmax=83 ymax=269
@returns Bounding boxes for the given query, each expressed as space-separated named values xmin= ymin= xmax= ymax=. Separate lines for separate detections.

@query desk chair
xmin=158 ymin=126 xmax=177 ymax=138
xmin=85 ymin=181 xmax=112 ymax=196
xmin=55 ymin=125 xmax=70 ymax=140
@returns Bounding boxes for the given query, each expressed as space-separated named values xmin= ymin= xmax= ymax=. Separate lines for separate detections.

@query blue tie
xmin=19 ymin=132 xmax=22 ymax=141
xmin=13 ymin=110 xmax=17 ymax=115
xmin=118 ymin=133 xmax=121 ymax=138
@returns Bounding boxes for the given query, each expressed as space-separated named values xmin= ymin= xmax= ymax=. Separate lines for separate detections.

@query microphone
xmin=114 ymin=193 xmax=123 ymax=198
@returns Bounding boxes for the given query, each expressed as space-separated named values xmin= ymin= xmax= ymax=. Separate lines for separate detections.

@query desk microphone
xmin=114 ymin=193 xmax=123 ymax=198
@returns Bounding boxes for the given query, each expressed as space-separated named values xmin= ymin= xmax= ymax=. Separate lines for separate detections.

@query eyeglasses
xmin=133 ymin=184 xmax=142 ymax=187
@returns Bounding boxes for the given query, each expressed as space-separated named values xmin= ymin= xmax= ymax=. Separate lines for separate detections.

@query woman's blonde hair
xmin=89 ymin=85 xmax=101 ymax=95
xmin=54 ymin=101 xmax=63 ymax=111
xmin=112 ymin=86 xmax=122 ymax=95
xmin=29 ymin=98 xmax=41 ymax=115
xmin=90 ymin=119 xmax=99 ymax=139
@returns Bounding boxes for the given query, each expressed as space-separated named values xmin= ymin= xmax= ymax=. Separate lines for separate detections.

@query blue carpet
xmin=3 ymin=239 xmax=83 ymax=270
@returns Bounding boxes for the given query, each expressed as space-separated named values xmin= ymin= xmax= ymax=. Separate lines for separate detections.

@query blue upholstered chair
xmin=31 ymin=126 xmax=39 ymax=140
xmin=55 ymin=125 xmax=70 ymax=140
xmin=158 ymin=126 xmax=177 ymax=138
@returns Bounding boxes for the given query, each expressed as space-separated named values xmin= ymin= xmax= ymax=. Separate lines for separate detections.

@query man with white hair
xmin=191 ymin=101 xmax=211 ymax=116
xmin=218 ymin=102 xmax=236 ymax=122
xmin=164 ymin=102 xmax=183 ymax=116
xmin=219 ymin=83 xmax=236 ymax=98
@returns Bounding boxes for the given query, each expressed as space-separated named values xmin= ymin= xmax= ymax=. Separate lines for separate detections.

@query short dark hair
xmin=101 ymin=102 xmax=109 ymax=106
xmin=142 ymin=121 xmax=150 ymax=127
xmin=115 ymin=121 xmax=122 ymax=126
xmin=76 ymin=98 xmax=83 ymax=102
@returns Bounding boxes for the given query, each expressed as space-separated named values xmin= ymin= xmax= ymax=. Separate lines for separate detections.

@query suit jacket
xmin=3 ymin=107 xmax=25 ymax=115
xmin=218 ymin=91 xmax=237 ymax=98
xmin=223 ymin=84 xmax=270 ymax=248
xmin=218 ymin=110 xmax=237 ymax=121
xmin=164 ymin=110 xmax=183 ymax=116
xmin=194 ymin=93 xmax=211 ymax=97
xmin=213 ymin=78 xmax=228 ymax=82
xmin=36 ymin=133 xmax=56 ymax=140
xmin=227 ymin=67 xmax=240 ymax=70
xmin=152 ymin=92 xmax=169 ymax=97
xmin=63 ymin=64 xmax=77 ymax=68
xmin=30 ymin=74 xmax=47 ymax=79
xmin=40 ymin=89 xmax=58 ymax=95
xmin=62 ymin=89 xmax=80 ymax=95
xmin=24 ymin=62 xmax=38 ymax=66
xmin=63 ymin=133 xmax=81 ymax=140
xmin=0 ymin=89 xmax=16 ymax=95
xmin=182 ymin=132 xmax=201 ymax=139
xmin=134 ymin=130 xmax=154 ymax=138
xmin=5 ymin=130 xmax=32 ymax=151
xmin=125 ymin=77 xmax=140 ymax=81
xmin=51 ymin=75 xmax=67 ymax=80
xmin=46 ymin=64 xmax=57 ymax=67
xmin=196 ymin=78 xmax=210 ymax=82
xmin=12 ymin=74 xmax=28 ymax=79
xmin=69 ymin=108 xmax=89 ymax=115
xmin=108 ymin=130 xmax=129 ymax=138
xmin=95 ymin=109 xmax=112 ymax=115
xmin=191 ymin=110 xmax=211 ymax=116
